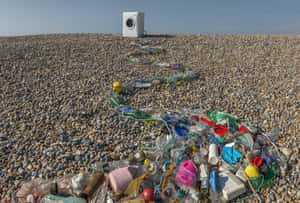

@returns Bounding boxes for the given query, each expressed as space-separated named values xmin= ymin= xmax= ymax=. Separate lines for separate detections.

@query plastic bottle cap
xmin=142 ymin=189 xmax=155 ymax=201
xmin=253 ymin=157 xmax=263 ymax=167
xmin=144 ymin=159 xmax=150 ymax=165
xmin=191 ymin=115 xmax=199 ymax=122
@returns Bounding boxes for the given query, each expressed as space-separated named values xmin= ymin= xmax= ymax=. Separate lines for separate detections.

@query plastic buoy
xmin=245 ymin=165 xmax=260 ymax=178
xmin=112 ymin=82 xmax=123 ymax=94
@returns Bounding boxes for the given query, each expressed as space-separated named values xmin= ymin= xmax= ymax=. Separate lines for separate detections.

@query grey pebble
xmin=268 ymin=193 xmax=275 ymax=202
xmin=0 ymin=134 xmax=8 ymax=140
xmin=288 ymin=153 xmax=298 ymax=165
xmin=296 ymin=191 xmax=300 ymax=200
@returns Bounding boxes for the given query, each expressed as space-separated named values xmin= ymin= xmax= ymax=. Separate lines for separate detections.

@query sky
xmin=0 ymin=0 xmax=300 ymax=36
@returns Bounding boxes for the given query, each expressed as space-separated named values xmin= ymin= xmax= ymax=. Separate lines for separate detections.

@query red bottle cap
xmin=191 ymin=115 xmax=199 ymax=122
xmin=253 ymin=157 xmax=263 ymax=167
xmin=142 ymin=189 xmax=155 ymax=201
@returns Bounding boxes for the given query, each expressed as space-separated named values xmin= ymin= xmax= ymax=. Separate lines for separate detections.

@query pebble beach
xmin=0 ymin=33 xmax=299 ymax=202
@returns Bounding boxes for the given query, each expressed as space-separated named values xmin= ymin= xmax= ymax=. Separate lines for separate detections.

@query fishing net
xmin=249 ymin=164 xmax=280 ymax=191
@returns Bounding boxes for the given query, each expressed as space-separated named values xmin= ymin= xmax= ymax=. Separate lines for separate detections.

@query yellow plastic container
xmin=112 ymin=82 xmax=123 ymax=94
xmin=245 ymin=164 xmax=260 ymax=178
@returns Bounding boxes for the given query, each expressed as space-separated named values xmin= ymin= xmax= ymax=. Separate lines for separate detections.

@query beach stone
xmin=0 ymin=134 xmax=8 ymax=140
xmin=288 ymin=153 xmax=298 ymax=165
xmin=268 ymin=193 xmax=275 ymax=202
xmin=280 ymin=147 xmax=292 ymax=159
xmin=296 ymin=191 xmax=300 ymax=200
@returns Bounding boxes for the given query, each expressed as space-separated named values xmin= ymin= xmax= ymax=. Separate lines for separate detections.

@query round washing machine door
xmin=126 ymin=18 xmax=135 ymax=29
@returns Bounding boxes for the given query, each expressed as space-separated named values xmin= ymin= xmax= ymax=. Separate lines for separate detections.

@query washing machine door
xmin=126 ymin=17 xmax=136 ymax=30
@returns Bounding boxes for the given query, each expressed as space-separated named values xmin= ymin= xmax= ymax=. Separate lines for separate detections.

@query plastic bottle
xmin=208 ymin=144 xmax=219 ymax=165
xmin=199 ymin=164 xmax=209 ymax=199
xmin=210 ymin=188 xmax=221 ymax=203
xmin=155 ymin=134 xmax=174 ymax=153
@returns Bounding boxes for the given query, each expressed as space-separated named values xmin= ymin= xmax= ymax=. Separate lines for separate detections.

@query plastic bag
xmin=16 ymin=174 xmax=75 ymax=202
xmin=70 ymin=173 xmax=87 ymax=196
xmin=16 ymin=178 xmax=53 ymax=202
xmin=123 ymin=174 xmax=149 ymax=197
xmin=207 ymin=111 xmax=239 ymax=127
xmin=209 ymin=170 xmax=221 ymax=193
xmin=222 ymin=147 xmax=243 ymax=164
xmin=236 ymin=133 xmax=254 ymax=149
xmin=80 ymin=173 xmax=105 ymax=201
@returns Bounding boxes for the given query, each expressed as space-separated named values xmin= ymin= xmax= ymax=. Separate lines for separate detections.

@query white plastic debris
xmin=219 ymin=171 xmax=246 ymax=201
xmin=208 ymin=144 xmax=219 ymax=165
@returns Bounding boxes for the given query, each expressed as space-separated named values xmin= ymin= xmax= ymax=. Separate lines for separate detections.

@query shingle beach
xmin=0 ymin=33 xmax=299 ymax=202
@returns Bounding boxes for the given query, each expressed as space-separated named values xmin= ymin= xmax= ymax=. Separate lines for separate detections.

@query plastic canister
xmin=219 ymin=171 xmax=246 ymax=201
xmin=108 ymin=166 xmax=138 ymax=194
xmin=244 ymin=165 xmax=260 ymax=178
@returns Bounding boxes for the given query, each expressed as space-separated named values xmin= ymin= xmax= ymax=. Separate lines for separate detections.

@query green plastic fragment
xmin=218 ymin=137 xmax=227 ymax=144
xmin=207 ymin=111 xmax=239 ymax=126
xmin=177 ymin=189 xmax=186 ymax=197
xmin=236 ymin=133 xmax=254 ymax=149
xmin=123 ymin=110 xmax=152 ymax=120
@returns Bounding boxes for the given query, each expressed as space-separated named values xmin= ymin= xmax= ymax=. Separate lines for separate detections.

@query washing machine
xmin=122 ymin=12 xmax=144 ymax=37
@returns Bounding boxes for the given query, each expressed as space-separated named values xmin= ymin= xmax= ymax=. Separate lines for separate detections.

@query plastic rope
xmin=136 ymin=69 xmax=200 ymax=85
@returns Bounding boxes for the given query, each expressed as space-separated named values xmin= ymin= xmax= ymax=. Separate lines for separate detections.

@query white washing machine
xmin=122 ymin=12 xmax=144 ymax=37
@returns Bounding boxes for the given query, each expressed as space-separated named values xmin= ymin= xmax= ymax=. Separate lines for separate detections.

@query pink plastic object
xmin=176 ymin=160 xmax=197 ymax=185
xmin=108 ymin=166 xmax=138 ymax=194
